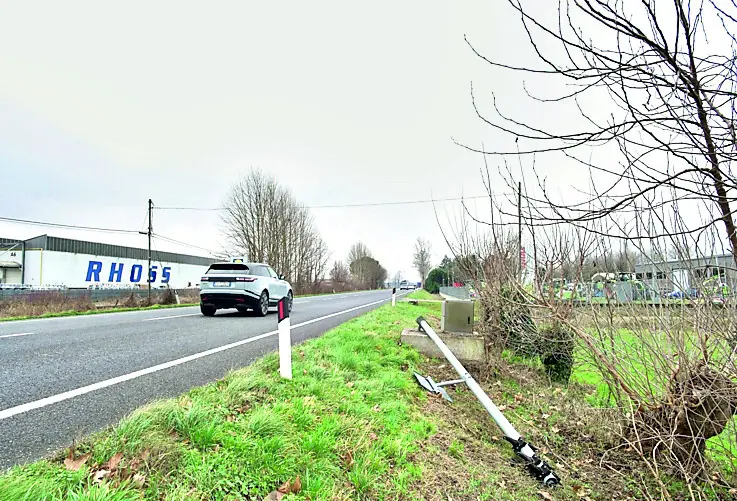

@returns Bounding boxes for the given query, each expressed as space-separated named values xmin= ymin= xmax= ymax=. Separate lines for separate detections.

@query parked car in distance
xmin=199 ymin=262 xmax=293 ymax=317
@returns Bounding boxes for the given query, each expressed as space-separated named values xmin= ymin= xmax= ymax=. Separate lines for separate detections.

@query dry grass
xmin=0 ymin=291 xmax=95 ymax=318
xmin=411 ymin=355 xmax=736 ymax=500
xmin=0 ymin=289 xmax=202 ymax=320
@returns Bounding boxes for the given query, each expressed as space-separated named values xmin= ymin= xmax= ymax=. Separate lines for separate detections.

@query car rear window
xmin=206 ymin=263 xmax=250 ymax=275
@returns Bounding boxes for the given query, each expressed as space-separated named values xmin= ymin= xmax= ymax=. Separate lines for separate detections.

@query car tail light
xmin=235 ymin=277 xmax=257 ymax=282
xmin=201 ymin=277 xmax=209 ymax=281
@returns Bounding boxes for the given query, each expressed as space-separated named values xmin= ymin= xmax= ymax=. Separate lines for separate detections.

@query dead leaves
xmin=63 ymin=448 xmax=91 ymax=471
xmin=265 ymin=476 xmax=301 ymax=500
xmin=76 ymin=447 xmax=151 ymax=488
xmin=106 ymin=452 xmax=123 ymax=471
xmin=132 ymin=473 xmax=147 ymax=488
xmin=571 ymin=484 xmax=594 ymax=499
xmin=537 ymin=490 xmax=554 ymax=500
xmin=93 ymin=469 xmax=111 ymax=484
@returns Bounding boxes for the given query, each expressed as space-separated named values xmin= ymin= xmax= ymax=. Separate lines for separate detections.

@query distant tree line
xmin=330 ymin=242 xmax=388 ymax=291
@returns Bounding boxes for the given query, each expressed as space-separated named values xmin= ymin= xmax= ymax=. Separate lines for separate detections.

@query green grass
xmin=0 ymin=296 xmax=441 ymax=501
xmin=5 ymin=286 xmax=727 ymax=499
xmin=0 ymin=302 xmax=197 ymax=323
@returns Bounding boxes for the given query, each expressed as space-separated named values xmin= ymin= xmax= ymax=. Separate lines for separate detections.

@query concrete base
xmin=401 ymin=328 xmax=486 ymax=364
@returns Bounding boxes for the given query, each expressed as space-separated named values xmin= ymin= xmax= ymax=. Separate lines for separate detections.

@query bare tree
xmin=347 ymin=241 xmax=372 ymax=264
xmin=462 ymin=0 xmax=737 ymax=265
xmin=347 ymin=241 xmax=373 ymax=286
xmin=412 ymin=237 xmax=432 ymax=282
xmin=222 ymin=168 xmax=330 ymax=293
xmin=329 ymin=260 xmax=350 ymax=291
xmin=445 ymin=2 xmax=737 ymax=482
xmin=349 ymin=255 xmax=387 ymax=289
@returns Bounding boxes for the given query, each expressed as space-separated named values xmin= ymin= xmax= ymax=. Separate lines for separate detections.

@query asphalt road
xmin=0 ymin=289 xmax=404 ymax=470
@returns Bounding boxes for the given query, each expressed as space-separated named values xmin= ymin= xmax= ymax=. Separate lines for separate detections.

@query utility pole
xmin=148 ymin=199 xmax=153 ymax=304
xmin=518 ymin=181 xmax=523 ymax=283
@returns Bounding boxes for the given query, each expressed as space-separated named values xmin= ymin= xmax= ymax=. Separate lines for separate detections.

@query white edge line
xmin=0 ymin=332 xmax=35 ymax=339
xmin=142 ymin=313 xmax=201 ymax=322
xmin=0 ymin=294 xmax=407 ymax=421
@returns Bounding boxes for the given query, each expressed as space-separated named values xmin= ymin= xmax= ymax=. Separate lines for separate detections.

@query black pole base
xmin=504 ymin=436 xmax=561 ymax=487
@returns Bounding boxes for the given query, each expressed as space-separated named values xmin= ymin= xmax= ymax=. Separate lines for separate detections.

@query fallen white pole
xmin=416 ymin=316 xmax=560 ymax=486
xmin=278 ymin=296 xmax=292 ymax=379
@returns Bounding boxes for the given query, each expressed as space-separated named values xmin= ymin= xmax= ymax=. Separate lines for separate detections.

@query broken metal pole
xmin=416 ymin=316 xmax=561 ymax=486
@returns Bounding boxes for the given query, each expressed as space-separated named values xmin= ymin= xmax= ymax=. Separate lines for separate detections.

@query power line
xmin=154 ymin=193 xmax=515 ymax=211
xmin=153 ymin=233 xmax=219 ymax=256
xmin=0 ymin=215 xmax=140 ymax=234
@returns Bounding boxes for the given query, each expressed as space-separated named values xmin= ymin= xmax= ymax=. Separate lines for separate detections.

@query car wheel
xmin=200 ymin=304 xmax=216 ymax=317
xmin=287 ymin=291 xmax=293 ymax=312
xmin=256 ymin=290 xmax=269 ymax=317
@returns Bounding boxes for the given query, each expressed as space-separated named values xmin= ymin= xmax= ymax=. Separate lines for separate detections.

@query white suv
xmin=199 ymin=262 xmax=293 ymax=317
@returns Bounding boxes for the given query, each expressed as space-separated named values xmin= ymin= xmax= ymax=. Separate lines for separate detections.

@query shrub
xmin=424 ymin=268 xmax=449 ymax=294
xmin=158 ymin=288 xmax=177 ymax=305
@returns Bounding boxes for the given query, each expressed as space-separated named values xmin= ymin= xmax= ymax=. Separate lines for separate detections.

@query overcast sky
xmin=0 ymin=0 xmax=674 ymax=281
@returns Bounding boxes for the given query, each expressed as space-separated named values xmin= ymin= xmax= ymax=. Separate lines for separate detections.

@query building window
xmin=646 ymin=272 xmax=653 ymax=279
xmin=656 ymin=272 xmax=666 ymax=279
xmin=636 ymin=273 xmax=643 ymax=280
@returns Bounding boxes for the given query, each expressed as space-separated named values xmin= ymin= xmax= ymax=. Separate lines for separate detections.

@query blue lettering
xmin=130 ymin=264 xmax=143 ymax=283
xmin=108 ymin=262 xmax=124 ymax=282
xmin=162 ymin=267 xmax=171 ymax=284
xmin=86 ymin=261 xmax=102 ymax=282
xmin=149 ymin=265 xmax=158 ymax=283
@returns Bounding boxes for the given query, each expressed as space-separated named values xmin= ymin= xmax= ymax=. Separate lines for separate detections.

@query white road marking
xmin=0 ymin=332 xmax=35 ymax=339
xmin=0 ymin=295 xmax=404 ymax=421
xmin=142 ymin=313 xmax=200 ymax=322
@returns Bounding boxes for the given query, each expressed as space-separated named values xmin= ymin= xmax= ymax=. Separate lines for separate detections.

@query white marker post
xmin=392 ymin=287 xmax=396 ymax=307
xmin=277 ymin=296 xmax=292 ymax=379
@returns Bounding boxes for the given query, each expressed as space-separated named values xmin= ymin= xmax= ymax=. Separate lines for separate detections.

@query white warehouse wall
xmin=21 ymin=250 xmax=209 ymax=288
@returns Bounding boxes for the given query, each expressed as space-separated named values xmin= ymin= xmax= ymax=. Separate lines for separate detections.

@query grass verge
xmin=2 ymin=289 xmax=729 ymax=500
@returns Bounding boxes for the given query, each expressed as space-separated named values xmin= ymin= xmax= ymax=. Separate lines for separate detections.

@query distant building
xmin=0 ymin=234 xmax=217 ymax=289
xmin=633 ymin=253 xmax=736 ymax=294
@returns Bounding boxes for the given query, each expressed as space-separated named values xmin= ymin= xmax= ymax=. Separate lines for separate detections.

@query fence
xmin=0 ymin=288 xmax=201 ymax=303
xmin=439 ymin=286 xmax=471 ymax=300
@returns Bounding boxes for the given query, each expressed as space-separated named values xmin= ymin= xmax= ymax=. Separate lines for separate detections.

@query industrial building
xmin=633 ymin=252 xmax=736 ymax=294
xmin=0 ymin=235 xmax=217 ymax=289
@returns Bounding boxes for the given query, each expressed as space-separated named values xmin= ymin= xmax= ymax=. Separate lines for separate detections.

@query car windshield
xmin=206 ymin=263 xmax=250 ymax=275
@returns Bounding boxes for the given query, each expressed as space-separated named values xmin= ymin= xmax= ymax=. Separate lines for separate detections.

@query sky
xmin=1 ymin=1 xmax=727 ymax=282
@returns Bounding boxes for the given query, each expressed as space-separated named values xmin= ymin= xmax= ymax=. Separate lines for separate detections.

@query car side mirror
xmin=279 ymin=274 xmax=285 ymax=280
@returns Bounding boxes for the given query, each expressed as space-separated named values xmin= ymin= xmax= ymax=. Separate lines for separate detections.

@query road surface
xmin=0 ymin=289 xmax=402 ymax=469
